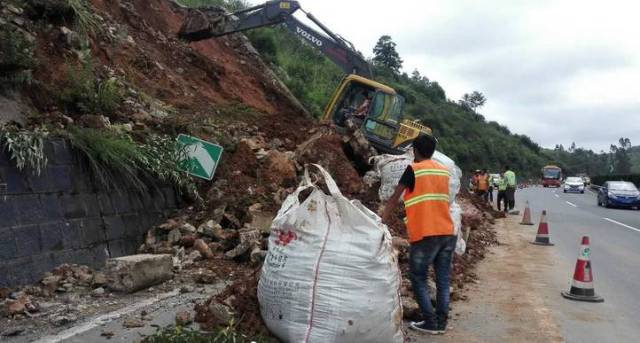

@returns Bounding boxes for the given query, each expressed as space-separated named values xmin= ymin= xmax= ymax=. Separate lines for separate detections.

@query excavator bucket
xmin=178 ymin=7 xmax=230 ymax=42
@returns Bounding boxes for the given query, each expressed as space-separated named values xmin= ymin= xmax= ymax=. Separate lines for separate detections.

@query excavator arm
xmin=178 ymin=0 xmax=372 ymax=78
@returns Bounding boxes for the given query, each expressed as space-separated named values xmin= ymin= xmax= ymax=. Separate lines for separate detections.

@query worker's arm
xmin=381 ymin=184 xmax=406 ymax=225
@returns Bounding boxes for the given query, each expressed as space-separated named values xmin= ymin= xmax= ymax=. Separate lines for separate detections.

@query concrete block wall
xmin=0 ymin=140 xmax=179 ymax=287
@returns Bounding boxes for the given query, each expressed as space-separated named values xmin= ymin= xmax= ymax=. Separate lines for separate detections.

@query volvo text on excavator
xmin=178 ymin=0 xmax=432 ymax=154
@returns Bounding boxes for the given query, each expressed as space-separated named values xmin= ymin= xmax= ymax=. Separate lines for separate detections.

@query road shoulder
xmin=409 ymin=215 xmax=565 ymax=342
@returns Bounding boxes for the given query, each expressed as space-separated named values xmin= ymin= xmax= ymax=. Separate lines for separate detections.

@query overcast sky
xmin=247 ymin=0 xmax=640 ymax=151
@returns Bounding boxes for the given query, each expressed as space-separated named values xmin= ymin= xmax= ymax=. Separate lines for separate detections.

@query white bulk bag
xmin=258 ymin=165 xmax=403 ymax=343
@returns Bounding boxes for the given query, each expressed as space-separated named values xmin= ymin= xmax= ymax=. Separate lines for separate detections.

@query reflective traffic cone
xmin=530 ymin=210 xmax=554 ymax=246
xmin=561 ymin=236 xmax=604 ymax=302
xmin=520 ymin=201 xmax=534 ymax=225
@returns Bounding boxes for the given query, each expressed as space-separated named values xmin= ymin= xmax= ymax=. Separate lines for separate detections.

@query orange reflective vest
xmin=477 ymin=174 xmax=489 ymax=191
xmin=403 ymin=160 xmax=454 ymax=242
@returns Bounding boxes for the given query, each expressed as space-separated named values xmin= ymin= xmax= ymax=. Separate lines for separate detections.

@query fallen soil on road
xmin=408 ymin=215 xmax=565 ymax=343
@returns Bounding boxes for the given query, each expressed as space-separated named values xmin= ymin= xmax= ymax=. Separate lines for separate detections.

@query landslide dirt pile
xmin=2 ymin=0 xmax=498 ymax=339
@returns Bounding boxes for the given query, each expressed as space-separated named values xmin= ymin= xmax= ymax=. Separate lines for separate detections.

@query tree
xmin=459 ymin=91 xmax=487 ymax=120
xmin=372 ymin=35 xmax=403 ymax=74
xmin=610 ymin=137 xmax=632 ymax=174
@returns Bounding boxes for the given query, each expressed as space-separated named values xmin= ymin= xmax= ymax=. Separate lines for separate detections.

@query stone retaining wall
xmin=0 ymin=140 xmax=179 ymax=287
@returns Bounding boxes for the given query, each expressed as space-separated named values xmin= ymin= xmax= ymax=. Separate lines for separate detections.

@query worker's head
xmin=482 ymin=168 xmax=487 ymax=174
xmin=413 ymin=134 xmax=437 ymax=160
xmin=504 ymin=165 xmax=510 ymax=172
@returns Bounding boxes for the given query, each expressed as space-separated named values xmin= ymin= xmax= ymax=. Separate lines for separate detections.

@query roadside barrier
xmin=530 ymin=210 xmax=554 ymax=246
xmin=561 ymin=236 xmax=604 ymax=303
xmin=520 ymin=201 xmax=534 ymax=225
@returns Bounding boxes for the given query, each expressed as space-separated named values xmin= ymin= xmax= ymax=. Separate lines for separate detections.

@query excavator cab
xmin=323 ymin=75 xmax=431 ymax=154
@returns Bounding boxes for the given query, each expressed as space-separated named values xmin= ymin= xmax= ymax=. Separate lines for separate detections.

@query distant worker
xmin=496 ymin=173 xmax=508 ymax=212
xmin=504 ymin=166 xmax=517 ymax=211
xmin=382 ymin=134 xmax=455 ymax=335
xmin=476 ymin=169 xmax=489 ymax=201
xmin=487 ymin=170 xmax=495 ymax=203
xmin=471 ymin=170 xmax=480 ymax=193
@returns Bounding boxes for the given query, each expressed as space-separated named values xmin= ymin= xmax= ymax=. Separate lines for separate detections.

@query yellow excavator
xmin=178 ymin=0 xmax=431 ymax=154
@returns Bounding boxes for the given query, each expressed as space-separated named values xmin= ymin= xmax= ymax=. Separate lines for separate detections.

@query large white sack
xmin=258 ymin=165 xmax=403 ymax=343
xmin=372 ymin=150 xmax=466 ymax=254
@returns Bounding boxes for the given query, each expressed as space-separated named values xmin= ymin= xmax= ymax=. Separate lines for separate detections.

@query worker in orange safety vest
xmin=382 ymin=134 xmax=455 ymax=335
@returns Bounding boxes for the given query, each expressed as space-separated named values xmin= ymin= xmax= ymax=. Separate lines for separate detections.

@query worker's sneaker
xmin=409 ymin=320 xmax=443 ymax=334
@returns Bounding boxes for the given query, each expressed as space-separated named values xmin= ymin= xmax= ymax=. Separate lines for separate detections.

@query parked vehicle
xmin=597 ymin=181 xmax=640 ymax=209
xmin=564 ymin=177 xmax=585 ymax=193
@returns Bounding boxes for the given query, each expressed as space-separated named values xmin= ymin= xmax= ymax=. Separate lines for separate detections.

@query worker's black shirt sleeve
xmin=399 ymin=166 xmax=415 ymax=192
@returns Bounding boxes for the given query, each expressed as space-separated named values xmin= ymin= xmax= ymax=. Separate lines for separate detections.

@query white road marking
xmin=565 ymin=201 xmax=577 ymax=207
xmin=32 ymin=290 xmax=181 ymax=343
xmin=554 ymin=194 xmax=560 ymax=198
xmin=603 ymin=217 xmax=640 ymax=233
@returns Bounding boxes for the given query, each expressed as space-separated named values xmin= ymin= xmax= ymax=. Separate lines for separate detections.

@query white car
xmin=564 ymin=177 xmax=585 ymax=193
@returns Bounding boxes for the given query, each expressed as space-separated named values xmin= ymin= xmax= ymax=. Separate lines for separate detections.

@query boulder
xmin=104 ymin=254 xmax=173 ymax=293
xmin=261 ymin=150 xmax=296 ymax=188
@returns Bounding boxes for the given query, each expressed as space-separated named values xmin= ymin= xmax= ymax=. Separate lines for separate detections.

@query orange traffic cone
xmin=561 ymin=236 xmax=604 ymax=302
xmin=520 ymin=201 xmax=534 ymax=225
xmin=530 ymin=210 xmax=554 ymax=246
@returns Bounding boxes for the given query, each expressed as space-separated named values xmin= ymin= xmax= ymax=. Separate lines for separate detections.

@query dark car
xmin=597 ymin=181 xmax=640 ymax=209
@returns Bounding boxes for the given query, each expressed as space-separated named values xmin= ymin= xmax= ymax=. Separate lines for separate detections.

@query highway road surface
xmin=517 ymin=186 xmax=640 ymax=342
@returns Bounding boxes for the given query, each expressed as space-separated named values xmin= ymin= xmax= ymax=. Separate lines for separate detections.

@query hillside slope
xmin=240 ymin=18 xmax=548 ymax=176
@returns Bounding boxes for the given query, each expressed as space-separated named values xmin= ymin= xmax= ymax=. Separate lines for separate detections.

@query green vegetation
xmin=60 ymin=59 xmax=123 ymax=115
xmin=65 ymin=127 xmax=197 ymax=196
xmin=0 ymin=127 xmax=49 ymax=175
xmin=0 ymin=23 xmax=36 ymax=88
xmin=25 ymin=0 xmax=97 ymax=33
xmin=142 ymin=325 xmax=272 ymax=343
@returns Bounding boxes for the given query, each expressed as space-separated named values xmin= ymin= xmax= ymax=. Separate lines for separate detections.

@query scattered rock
xmin=91 ymin=287 xmax=105 ymax=297
xmin=194 ymin=239 xmax=213 ymax=259
xmin=78 ymin=115 xmax=111 ymax=129
xmin=92 ymin=272 xmax=107 ymax=287
xmin=180 ymin=286 xmax=194 ymax=294
xmin=105 ymin=254 xmax=173 ymax=293
xmin=100 ymin=331 xmax=115 ymax=339
xmin=167 ymin=229 xmax=182 ymax=245
xmin=194 ymin=271 xmax=216 ymax=284
xmin=180 ymin=234 xmax=196 ymax=248
xmin=208 ymin=301 xmax=234 ymax=323
xmin=123 ymin=318 xmax=145 ymax=328
xmin=175 ymin=311 xmax=193 ymax=326
xmin=179 ymin=223 xmax=197 ymax=235
xmin=51 ymin=314 xmax=78 ymax=326
xmin=261 ymin=150 xmax=296 ymax=188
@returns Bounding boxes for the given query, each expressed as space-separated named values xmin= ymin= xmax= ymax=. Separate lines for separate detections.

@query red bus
xmin=542 ymin=165 xmax=562 ymax=187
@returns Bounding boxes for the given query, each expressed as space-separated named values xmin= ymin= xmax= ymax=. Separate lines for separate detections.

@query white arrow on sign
xmin=186 ymin=142 xmax=216 ymax=179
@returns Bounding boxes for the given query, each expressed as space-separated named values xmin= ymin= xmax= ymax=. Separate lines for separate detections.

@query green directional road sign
xmin=176 ymin=134 xmax=223 ymax=180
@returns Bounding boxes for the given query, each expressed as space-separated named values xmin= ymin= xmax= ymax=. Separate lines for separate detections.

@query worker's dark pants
xmin=487 ymin=186 xmax=494 ymax=202
xmin=497 ymin=191 xmax=507 ymax=211
xmin=506 ymin=186 xmax=516 ymax=210
xmin=409 ymin=235 xmax=456 ymax=324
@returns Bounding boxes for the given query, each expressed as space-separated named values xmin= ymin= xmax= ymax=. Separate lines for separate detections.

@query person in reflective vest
xmin=382 ymin=134 xmax=455 ymax=335
xmin=504 ymin=166 xmax=517 ymax=211
xmin=476 ymin=170 xmax=489 ymax=202
xmin=496 ymin=173 xmax=508 ymax=212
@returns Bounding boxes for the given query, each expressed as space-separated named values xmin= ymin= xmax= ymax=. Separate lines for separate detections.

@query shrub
xmin=26 ymin=0 xmax=97 ymax=33
xmin=142 ymin=324 xmax=272 ymax=343
xmin=60 ymin=59 xmax=123 ymax=115
xmin=0 ymin=23 xmax=36 ymax=88
xmin=0 ymin=126 xmax=48 ymax=175
xmin=65 ymin=127 xmax=198 ymax=197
